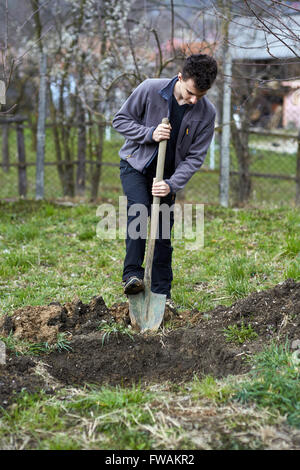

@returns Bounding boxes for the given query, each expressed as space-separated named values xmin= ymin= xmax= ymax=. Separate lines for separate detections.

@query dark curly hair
xmin=182 ymin=54 xmax=218 ymax=91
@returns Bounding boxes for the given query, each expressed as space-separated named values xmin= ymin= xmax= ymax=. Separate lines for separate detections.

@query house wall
xmin=283 ymin=88 xmax=300 ymax=130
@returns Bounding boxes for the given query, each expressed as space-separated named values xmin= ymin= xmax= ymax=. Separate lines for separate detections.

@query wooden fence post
xmin=296 ymin=130 xmax=300 ymax=206
xmin=16 ymin=123 xmax=27 ymax=197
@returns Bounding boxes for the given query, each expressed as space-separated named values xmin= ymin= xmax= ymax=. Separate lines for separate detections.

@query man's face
xmin=177 ymin=72 xmax=208 ymax=105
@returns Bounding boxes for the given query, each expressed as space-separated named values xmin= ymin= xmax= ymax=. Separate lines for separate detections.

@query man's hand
xmin=152 ymin=178 xmax=171 ymax=197
xmin=152 ymin=122 xmax=171 ymax=142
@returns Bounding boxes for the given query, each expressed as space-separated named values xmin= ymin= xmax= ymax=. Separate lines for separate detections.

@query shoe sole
xmin=124 ymin=279 xmax=145 ymax=295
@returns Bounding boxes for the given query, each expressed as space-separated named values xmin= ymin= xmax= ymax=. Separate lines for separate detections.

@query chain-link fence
xmin=0 ymin=118 xmax=299 ymax=207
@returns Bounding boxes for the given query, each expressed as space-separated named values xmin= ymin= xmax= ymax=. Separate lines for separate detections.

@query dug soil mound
xmin=0 ymin=279 xmax=300 ymax=407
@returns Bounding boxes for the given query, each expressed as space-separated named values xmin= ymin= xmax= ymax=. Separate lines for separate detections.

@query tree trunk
xmin=1 ymin=123 xmax=9 ymax=172
xmin=28 ymin=114 xmax=37 ymax=153
xmin=63 ymin=123 xmax=75 ymax=197
xmin=91 ymin=122 xmax=104 ymax=201
xmin=76 ymin=101 xmax=86 ymax=196
xmin=17 ymin=123 xmax=27 ymax=197
xmin=231 ymin=121 xmax=252 ymax=204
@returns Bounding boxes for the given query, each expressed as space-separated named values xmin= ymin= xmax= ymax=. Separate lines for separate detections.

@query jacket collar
xmin=158 ymin=76 xmax=196 ymax=112
xmin=159 ymin=76 xmax=178 ymax=101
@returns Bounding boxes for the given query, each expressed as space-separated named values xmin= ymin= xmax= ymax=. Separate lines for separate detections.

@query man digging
xmin=113 ymin=54 xmax=218 ymax=311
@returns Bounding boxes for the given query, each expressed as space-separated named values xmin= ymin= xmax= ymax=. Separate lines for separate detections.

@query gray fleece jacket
xmin=112 ymin=76 xmax=216 ymax=193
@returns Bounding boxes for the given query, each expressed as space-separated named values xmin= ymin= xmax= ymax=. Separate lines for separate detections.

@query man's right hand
xmin=152 ymin=122 xmax=172 ymax=142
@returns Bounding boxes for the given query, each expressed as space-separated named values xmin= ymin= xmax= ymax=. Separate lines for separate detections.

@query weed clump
xmin=223 ymin=322 xmax=258 ymax=344
xmin=233 ymin=342 xmax=300 ymax=428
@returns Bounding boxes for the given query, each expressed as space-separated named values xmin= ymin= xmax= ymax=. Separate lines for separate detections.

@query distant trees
xmin=1 ymin=0 xmax=299 ymax=203
xmin=1 ymin=0 xmax=202 ymax=197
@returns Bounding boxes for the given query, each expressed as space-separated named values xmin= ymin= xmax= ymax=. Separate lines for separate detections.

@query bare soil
xmin=0 ymin=279 xmax=300 ymax=409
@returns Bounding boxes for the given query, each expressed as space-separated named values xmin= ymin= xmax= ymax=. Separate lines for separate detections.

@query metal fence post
xmin=219 ymin=1 xmax=232 ymax=208
xmin=0 ymin=80 xmax=5 ymax=105
xmin=210 ymin=133 xmax=215 ymax=170
xmin=296 ymin=130 xmax=300 ymax=206
xmin=36 ymin=52 xmax=47 ymax=200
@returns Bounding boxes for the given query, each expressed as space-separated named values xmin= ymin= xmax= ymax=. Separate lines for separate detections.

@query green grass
xmin=188 ymin=374 xmax=234 ymax=403
xmin=285 ymin=259 xmax=300 ymax=280
xmin=0 ymin=385 xmax=157 ymax=450
xmin=233 ymin=342 xmax=300 ymax=428
xmin=224 ymin=256 xmax=256 ymax=298
xmin=0 ymin=201 xmax=300 ymax=449
xmin=0 ymin=332 xmax=72 ymax=356
xmin=223 ymin=322 xmax=258 ymax=344
xmin=98 ymin=321 xmax=135 ymax=346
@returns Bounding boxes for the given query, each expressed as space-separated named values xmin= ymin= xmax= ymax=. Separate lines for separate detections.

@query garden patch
xmin=0 ymin=279 xmax=299 ymax=409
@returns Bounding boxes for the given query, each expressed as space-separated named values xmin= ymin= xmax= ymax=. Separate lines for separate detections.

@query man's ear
xmin=178 ymin=72 xmax=182 ymax=81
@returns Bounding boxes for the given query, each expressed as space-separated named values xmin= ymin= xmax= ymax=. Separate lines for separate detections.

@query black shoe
xmin=123 ymin=276 xmax=145 ymax=295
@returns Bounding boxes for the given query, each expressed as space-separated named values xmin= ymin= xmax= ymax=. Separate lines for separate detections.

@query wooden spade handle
xmin=144 ymin=117 xmax=169 ymax=289
xmin=154 ymin=117 xmax=169 ymax=183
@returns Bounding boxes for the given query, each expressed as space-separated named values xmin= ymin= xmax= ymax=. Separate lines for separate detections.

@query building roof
xmin=229 ymin=13 xmax=300 ymax=60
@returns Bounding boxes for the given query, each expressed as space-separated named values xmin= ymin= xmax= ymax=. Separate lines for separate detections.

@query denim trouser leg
xmin=121 ymin=166 xmax=150 ymax=282
xmin=120 ymin=160 xmax=175 ymax=297
xmin=151 ymin=207 xmax=174 ymax=296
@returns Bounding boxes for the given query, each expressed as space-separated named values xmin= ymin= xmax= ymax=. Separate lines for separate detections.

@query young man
xmin=112 ymin=54 xmax=218 ymax=299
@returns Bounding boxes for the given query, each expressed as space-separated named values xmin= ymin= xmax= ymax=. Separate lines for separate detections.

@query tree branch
xmin=243 ymin=0 xmax=300 ymax=58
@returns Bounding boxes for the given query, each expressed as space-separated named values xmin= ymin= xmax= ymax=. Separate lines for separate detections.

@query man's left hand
xmin=152 ymin=179 xmax=171 ymax=197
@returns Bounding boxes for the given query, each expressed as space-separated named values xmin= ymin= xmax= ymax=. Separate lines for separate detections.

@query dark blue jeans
xmin=120 ymin=159 xmax=175 ymax=298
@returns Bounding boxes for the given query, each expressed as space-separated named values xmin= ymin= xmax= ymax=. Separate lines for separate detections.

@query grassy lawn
xmin=0 ymin=199 xmax=299 ymax=449
xmin=0 ymin=200 xmax=299 ymax=314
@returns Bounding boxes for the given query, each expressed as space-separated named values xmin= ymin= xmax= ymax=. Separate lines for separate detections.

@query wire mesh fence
xmin=229 ymin=129 xmax=300 ymax=207
xmin=0 ymin=120 xmax=299 ymax=207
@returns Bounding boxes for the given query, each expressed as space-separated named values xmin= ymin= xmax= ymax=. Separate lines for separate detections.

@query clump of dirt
xmin=0 ymin=279 xmax=300 ymax=408
xmin=0 ymin=295 xmax=112 ymax=344
xmin=0 ymin=295 xmax=177 ymax=346
xmin=183 ymin=278 xmax=300 ymax=340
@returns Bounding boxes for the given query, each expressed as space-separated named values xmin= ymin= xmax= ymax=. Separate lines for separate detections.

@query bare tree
xmin=0 ymin=0 xmax=52 ymax=114
xmin=44 ymin=0 xmax=202 ymax=198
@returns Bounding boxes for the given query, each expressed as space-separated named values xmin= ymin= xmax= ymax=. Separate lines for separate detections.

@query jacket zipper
xmin=143 ymin=147 xmax=158 ymax=173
